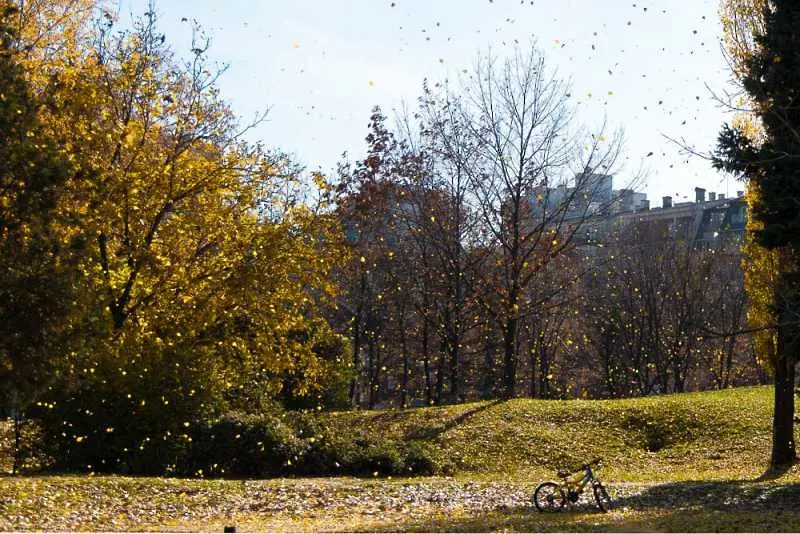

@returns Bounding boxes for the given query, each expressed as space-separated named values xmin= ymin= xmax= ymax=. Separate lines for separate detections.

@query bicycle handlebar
xmin=557 ymin=457 xmax=603 ymax=478
xmin=580 ymin=457 xmax=603 ymax=470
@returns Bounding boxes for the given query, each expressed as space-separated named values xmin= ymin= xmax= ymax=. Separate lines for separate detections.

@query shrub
xmin=34 ymin=359 xmax=452 ymax=479
xmin=182 ymin=412 xmax=303 ymax=477
xmin=292 ymin=431 xmax=451 ymax=477
xmin=404 ymin=440 xmax=453 ymax=476
xmin=279 ymin=325 xmax=353 ymax=412
xmin=32 ymin=344 xmax=220 ymax=475
xmin=346 ymin=438 xmax=406 ymax=476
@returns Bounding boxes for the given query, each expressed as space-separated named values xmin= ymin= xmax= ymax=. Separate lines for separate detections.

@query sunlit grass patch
xmin=322 ymin=386 xmax=775 ymax=481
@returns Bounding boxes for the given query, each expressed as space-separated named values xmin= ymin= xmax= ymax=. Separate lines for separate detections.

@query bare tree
xmin=702 ymin=242 xmax=751 ymax=390
xmin=438 ymin=44 xmax=625 ymax=397
xmin=579 ymin=217 xmax=758 ymax=398
xmin=396 ymin=83 xmax=488 ymax=403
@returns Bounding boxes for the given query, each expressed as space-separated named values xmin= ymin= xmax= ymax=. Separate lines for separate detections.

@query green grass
xmin=2 ymin=386 xmax=798 ymax=531
xmin=321 ymin=386 xmax=775 ymax=482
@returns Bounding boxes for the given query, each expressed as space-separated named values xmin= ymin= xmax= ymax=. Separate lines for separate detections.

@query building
xmin=528 ymin=174 xmax=747 ymax=248
xmin=528 ymin=173 xmax=649 ymax=220
xmin=600 ymin=186 xmax=747 ymax=248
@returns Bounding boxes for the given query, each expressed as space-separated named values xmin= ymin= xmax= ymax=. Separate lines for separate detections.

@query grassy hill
xmin=321 ymin=386 xmax=774 ymax=481
xmin=0 ymin=386 xmax=778 ymax=480
xmin=4 ymin=386 xmax=800 ymax=532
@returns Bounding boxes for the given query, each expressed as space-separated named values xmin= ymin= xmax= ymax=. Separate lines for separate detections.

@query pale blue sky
xmin=117 ymin=0 xmax=738 ymax=203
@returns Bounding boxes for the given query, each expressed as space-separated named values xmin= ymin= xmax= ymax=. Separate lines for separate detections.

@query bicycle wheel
xmin=593 ymin=482 xmax=613 ymax=512
xmin=533 ymin=482 xmax=566 ymax=512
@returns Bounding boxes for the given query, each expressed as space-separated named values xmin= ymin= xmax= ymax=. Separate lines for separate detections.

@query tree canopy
xmin=714 ymin=0 xmax=800 ymax=468
xmin=0 ymin=0 xmax=348 ymax=472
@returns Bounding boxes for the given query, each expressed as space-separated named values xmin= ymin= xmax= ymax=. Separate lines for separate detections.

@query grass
xmin=3 ymin=475 xmax=800 ymax=531
xmin=321 ymin=385 xmax=774 ymax=482
xmin=2 ymin=385 xmax=798 ymax=531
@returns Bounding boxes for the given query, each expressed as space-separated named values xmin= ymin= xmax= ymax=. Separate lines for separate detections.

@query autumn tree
xmin=702 ymin=241 xmax=752 ymax=390
xmin=0 ymin=1 xmax=81 ymax=472
xmin=336 ymin=102 xmax=487 ymax=407
xmin=434 ymin=44 xmax=625 ymax=398
xmin=403 ymin=85 xmax=487 ymax=403
xmin=579 ymin=219 xmax=751 ymax=397
xmin=335 ymin=107 xmax=411 ymax=408
xmin=713 ymin=0 xmax=800 ymax=469
xmin=718 ymin=0 xmax=778 ymax=375
xmin=4 ymin=1 xmax=346 ymax=472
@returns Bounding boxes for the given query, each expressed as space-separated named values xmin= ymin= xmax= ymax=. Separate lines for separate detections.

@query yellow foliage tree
xmin=8 ymin=0 xmax=347 ymax=471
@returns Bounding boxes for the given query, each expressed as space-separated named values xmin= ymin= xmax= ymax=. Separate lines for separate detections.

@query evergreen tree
xmin=714 ymin=0 xmax=800 ymax=469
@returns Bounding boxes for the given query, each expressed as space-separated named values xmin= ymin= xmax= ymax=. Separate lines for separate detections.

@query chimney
xmin=737 ymin=190 xmax=744 ymax=198
xmin=662 ymin=196 xmax=673 ymax=209
xmin=695 ymin=187 xmax=706 ymax=203
xmin=709 ymin=192 xmax=716 ymax=201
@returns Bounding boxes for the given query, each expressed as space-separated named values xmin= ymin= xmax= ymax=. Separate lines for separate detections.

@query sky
xmin=116 ymin=0 xmax=740 ymax=204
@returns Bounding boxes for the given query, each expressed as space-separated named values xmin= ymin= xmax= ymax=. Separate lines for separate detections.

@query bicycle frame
xmin=572 ymin=465 xmax=595 ymax=491
xmin=558 ymin=461 xmax=601 ymax=502
xmin=534 ymin=457 xmax=612 ymax=512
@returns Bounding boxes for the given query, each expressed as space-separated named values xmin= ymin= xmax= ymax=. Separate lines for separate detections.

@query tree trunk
xmin=350 ymin=315 xmax=362 ymax=408
xmin=673 ymin=354 xmax=686 ymax=393
xmin=529 ymin=346 xmax=538 ymax=398
xmin=771 ymin=353 xmax=796 ymax=467
xmin=367 ymin=340 xmax=377 ymax=409
xmin=722 ymin=336 xmax=736 ymax=389
xmin=350 ymin=270 xmax=367 ymax=408
xmin=771 ymin=304 xmax=797 ymax=468
xmin=422 ymin=316 xmax=432 ymax=405
xmin=400 ymin=304 xmax=409 ymax=409
xmin=448 ymin=332 xmax=460 ymax=402
xmin=12 ymin=409 xmax=22 ymax=475
xmin=435 ymin=343 xmax=446 ymax=405
xmin=539 ymin=346 xmax=551 ymax=399
xmin=450 ymin=268 xmax=464 ymax=401
xmin=481 ymin=332 xmax=496 ymax=399
xmin=503 ymin=315 xmax=518 ymax=398
xmin=443 ymin=308 xmax=460 ymax=402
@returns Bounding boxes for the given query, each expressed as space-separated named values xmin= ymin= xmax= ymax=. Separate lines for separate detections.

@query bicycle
xmin=533 ymin=457 xmax=613 ymax=512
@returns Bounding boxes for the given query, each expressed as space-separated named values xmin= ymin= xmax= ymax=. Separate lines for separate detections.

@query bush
xmin=181 ymin=410 xmax=451 ymax=479
xmin=404 ymin=440 xmax=453 ymax=476
xmin=34 ymin=357 xmax=452 ymax=479
xmin=0 ymin=416 xmax=50 ymax=474
xmin=32 ymin=344 xmax=220 ymax=475
xmin=182 ymin=412 xmax=303 ymax=477
xmin=291 ymin=427 xmax=452 ymax=477
xmin=278 ymin=323 xmax=353 ymax=412
xmin=346 ymin=438 xmax=406 ymax=476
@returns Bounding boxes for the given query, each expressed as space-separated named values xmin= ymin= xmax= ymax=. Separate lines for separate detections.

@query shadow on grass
xmin=370 ymin=502 xmax=615 ymax=533
xmin=369 ymin=480 xmax=800 ymax=532
xmin=756 ymin=457 xmax=800 ymax=481
xmin=614 ymin=479 xmax=800 ymax=512
xmin=403 ymin=399 xmax=504 ymax=441
xmin=384 ymin=507 xmax=800 ymax=533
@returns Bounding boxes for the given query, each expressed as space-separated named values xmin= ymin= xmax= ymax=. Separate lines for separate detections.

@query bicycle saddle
xmin=557 ymin=470 xmax=570 ymax=478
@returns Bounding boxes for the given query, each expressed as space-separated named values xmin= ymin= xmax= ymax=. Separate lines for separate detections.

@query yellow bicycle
xmin=533 ymin=457 xmax=613 ymax=512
